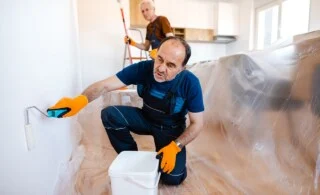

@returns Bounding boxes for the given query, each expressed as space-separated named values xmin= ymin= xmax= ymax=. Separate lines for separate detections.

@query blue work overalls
xmin=101 ymin=71 xmax=188 ymax=185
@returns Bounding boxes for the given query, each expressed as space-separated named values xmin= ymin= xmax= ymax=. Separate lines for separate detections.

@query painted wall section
xmin=77 ymin=0 xmax=129 ymax=88
xmin=0 ymin=0 xmax=80 ymax=194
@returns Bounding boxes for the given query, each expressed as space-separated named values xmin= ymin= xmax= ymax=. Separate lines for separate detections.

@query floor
xmin=56 ymin=32 xmax=320 ymax=195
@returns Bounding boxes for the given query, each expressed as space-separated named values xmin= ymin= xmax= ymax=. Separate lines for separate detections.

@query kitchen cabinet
xmin=131 ymin=0 xmax=215 ymax=29
xmin=129 ymin=0 xmax=238 ymax=43
xmin=216 ymin=2 xmax=239 ymax=36
xmin=172 ymin=27 xmax=214 ymax=42
xmin=185 ymin=28 xmax=214 ymax=42
xmin=130 ymin=0 xmax=148 ymax=27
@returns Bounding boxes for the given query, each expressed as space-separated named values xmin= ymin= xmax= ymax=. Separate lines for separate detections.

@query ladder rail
xmin=123 ymin=28 xmax=149 ymax=69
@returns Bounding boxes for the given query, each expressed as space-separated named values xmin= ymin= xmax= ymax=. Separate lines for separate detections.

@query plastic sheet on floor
xmin=54 ymin=31 xmax=320 ymax=195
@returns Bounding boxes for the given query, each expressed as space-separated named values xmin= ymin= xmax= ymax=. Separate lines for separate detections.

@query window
xmin=255 ymin=0 xmax=310 ymax=50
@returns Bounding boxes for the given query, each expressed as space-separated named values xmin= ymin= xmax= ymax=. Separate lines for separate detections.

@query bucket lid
xmin=108 ymin=151 xmax=159 ymax=177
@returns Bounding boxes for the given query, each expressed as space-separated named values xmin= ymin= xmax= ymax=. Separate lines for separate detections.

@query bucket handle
xmin=125 ymin=172 xmax=161 ymax=189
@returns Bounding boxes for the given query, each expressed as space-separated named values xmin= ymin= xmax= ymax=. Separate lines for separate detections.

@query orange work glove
xmin=157 ymin=141 xmax=181 ymax=174
xmin=149 ymin=48 xmax=158 ymax=59
xmin=124 ymin=36 xmax=137 ymax=46
xmin=47 ymin=95 xmax=88 ymax=118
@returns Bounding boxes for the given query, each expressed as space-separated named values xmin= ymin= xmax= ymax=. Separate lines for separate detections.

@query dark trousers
xmin=101 ymin=105 xmax=187 ymax=185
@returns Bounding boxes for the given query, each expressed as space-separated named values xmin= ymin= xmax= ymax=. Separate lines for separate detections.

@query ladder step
xmin=123 ymin=28 xmax=149 ymax=68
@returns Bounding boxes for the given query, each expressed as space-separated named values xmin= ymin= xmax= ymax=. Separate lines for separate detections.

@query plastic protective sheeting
xmin=55 ymin=31 xmax=320 ymax=194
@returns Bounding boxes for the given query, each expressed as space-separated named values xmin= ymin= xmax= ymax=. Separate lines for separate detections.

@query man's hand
xmin=149 ymin=48 xmax=158 ymax=59
xmin=124 ymin=36 xmax=137 ymax=46
xmin=157 ymin=141 xmax=181 ymax=173
xmin=47 ymin=95 xmax=88 ymax=118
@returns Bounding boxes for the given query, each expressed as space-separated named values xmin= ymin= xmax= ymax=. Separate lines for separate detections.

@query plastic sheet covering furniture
xmin=54 ymin=31 xmax=320 ymax=195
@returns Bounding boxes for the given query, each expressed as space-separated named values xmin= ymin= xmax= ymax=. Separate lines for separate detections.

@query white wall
xmin=0 ymin=0 xmax=80 ymax=194
xmin=254 ymin=0 xmax=273 ymax=8
xmin=188 ymin=43 xmax=226 ymax=64
xmin=77 ymin=0 xmax=130 ymax=88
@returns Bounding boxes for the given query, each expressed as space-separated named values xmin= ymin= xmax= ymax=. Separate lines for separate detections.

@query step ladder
xmin=123 ymin=28 xmax=149 ymax=69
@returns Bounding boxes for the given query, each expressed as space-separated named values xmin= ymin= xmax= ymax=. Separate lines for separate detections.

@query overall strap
xmin=137 ymin=71 xmax=153 ymax=98
xmin=164 ymin=70 xmax=187 ymax=114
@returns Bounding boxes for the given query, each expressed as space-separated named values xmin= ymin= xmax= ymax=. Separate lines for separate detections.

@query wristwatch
xmin=175 ymin=141 xmax=183 ymax=149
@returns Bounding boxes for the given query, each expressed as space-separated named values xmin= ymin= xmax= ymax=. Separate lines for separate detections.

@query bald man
xmin=48 ymin=37 xmax=204 ymax=185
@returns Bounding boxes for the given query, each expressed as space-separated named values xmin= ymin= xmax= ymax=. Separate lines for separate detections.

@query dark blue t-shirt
xmin=116 ymin=60 xmax=204 ymax=114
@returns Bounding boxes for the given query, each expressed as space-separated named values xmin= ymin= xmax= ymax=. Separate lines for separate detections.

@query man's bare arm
xmin=82 ymin=75 xmax=126 ymax=102
xmin=135 ymin=40 xmax=151 ymax=51
xmin=175 ymin=111 xmax=204 ymax=147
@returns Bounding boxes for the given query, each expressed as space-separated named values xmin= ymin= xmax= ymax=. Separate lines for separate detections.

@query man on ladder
xmin=123 ymin=28 xmax=149 ymax=68
xmin=124 ymin=0 xmax=174 ymax=60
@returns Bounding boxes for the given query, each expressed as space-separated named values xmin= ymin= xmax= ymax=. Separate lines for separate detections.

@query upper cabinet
xmin=154 ymin=0 xmax=185 ymax=28
xmin=156 ymin=0 xmax=215 ymax=29
xmin=215 ymin=2 xmax=239 ymax=36
xmin=130 ymin=0 xmax=215 ymax=29
xmin=130 ymin=0 xmax=148 ymax=27
xmin=184 ymin=0 xmax=215 ymax=29
xmin=129 ymin=0 xmax=239 ymax=42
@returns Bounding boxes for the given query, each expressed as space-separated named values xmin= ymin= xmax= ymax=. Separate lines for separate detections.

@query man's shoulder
xmin=158 ymin=15 xmax=167 ymax=19
xmin=157 ymin=16 xmax=169 ymax=22
xmin=184 ymin=70 xmax=200 ymax=83
xmin=135 ymin=60 xmax=154 ymax=75
xmin=175 ymin=70 xmax=201 ymax=92
xmin=137 ymin=60 xmax=154 ymax=67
